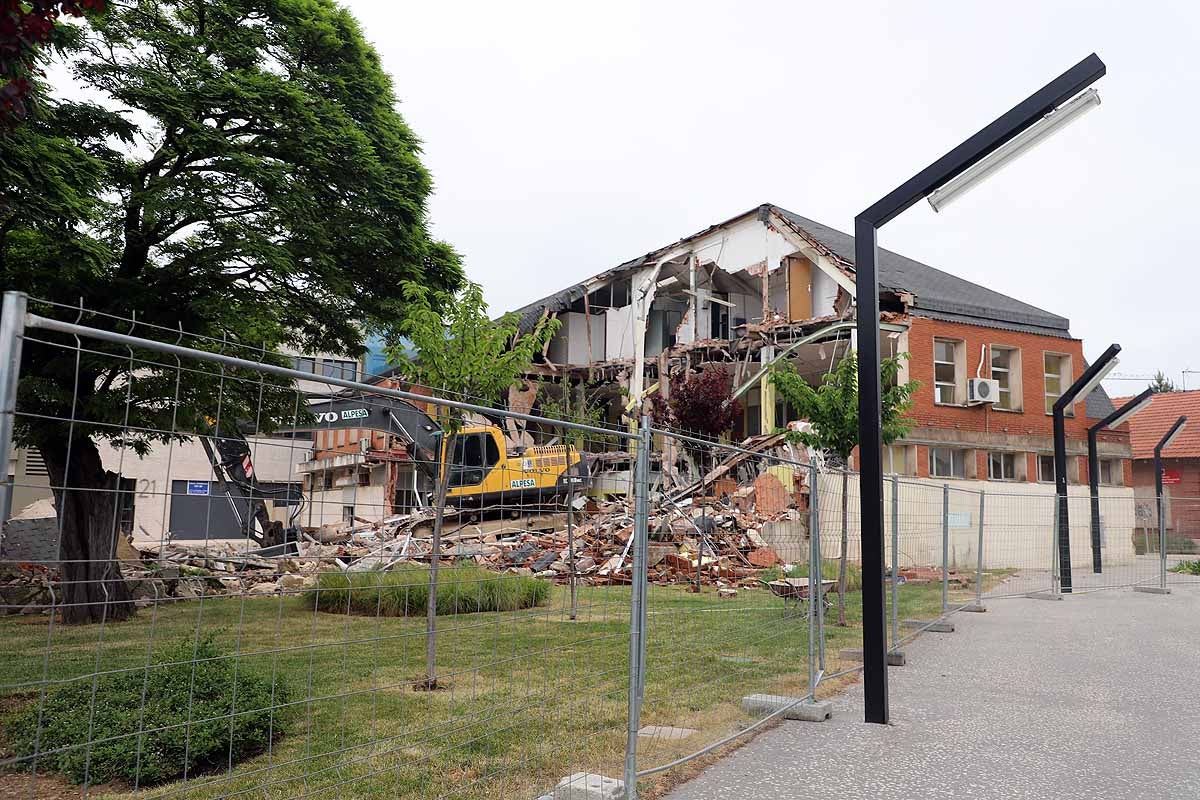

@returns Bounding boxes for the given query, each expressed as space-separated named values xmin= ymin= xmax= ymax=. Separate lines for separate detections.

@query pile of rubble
xmin=2 ymin=462 xmax=818 ymax=610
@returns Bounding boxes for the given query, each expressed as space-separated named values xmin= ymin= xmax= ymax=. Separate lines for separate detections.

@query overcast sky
xmin=345 ymin=0 xmax=1198 ymax=394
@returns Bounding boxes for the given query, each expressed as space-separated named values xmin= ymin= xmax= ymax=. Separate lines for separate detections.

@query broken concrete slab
xmin=901 ymin=619 xmax=955 ymax=633
xmin=741 ymin=693 xmax=832 ymax=722
xmin=552 ymin=772 xmax=624 ymax=800
xmin=638 ymin=725 xmax=697 ymax=740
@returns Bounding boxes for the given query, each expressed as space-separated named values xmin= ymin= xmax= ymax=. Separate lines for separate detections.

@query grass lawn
xmin=0 ymin=572 xmax=955 ymax=800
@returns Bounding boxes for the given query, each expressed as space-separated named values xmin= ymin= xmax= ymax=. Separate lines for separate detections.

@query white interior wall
xmin=605 ymin=306 xmax=636 ymax=360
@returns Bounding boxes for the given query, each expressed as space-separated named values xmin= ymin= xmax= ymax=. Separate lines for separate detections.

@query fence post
xmin=566 ymin=458 xmax=577 ymax=621
xmin=975 ymin=490 xmax=985 ymax=608
xmin=811 ymin=463 xmax=825 ymax=671
xmin=806 ymin=462 xmax=816 ymax=700
xmin=941 ymin=483 xmax=950 ymax=614
xmin=623 ymin=413 xmax=651 ymax=798
xmin=1051 ymin=494 xmax=1061 ymax=595
xmin=0 ymin=292 xmax=27 ymax=523
xmin=890 ymin=475 xmax=899 ymax=647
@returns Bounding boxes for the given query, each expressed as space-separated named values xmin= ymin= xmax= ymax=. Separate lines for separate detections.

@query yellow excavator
xmin=203 ymin=395 xmax=588 ymax=547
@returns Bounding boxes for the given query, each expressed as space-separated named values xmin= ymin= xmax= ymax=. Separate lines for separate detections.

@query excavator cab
xmin=447 ymin=428 xmax=502 ymax=488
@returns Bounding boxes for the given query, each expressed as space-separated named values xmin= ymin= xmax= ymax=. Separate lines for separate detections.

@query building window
xmin=321 ymin=359 xmax=358 ymax=381
xmin=358 ymin=469 xmax=371 ymax=487
xmin=1099 ymin=459 xmax=1121 ymax=486
xmin=990 ymin=346 xmax=1022 ymax=411
xmin=934 ymin=339 xmax=963 ymax=405
xmin=342 ymin=505 xmax=355 ymax=521
xmin=1043 ymin=353 xmax=1073 ymax=415
xmin=1037 ymin=455 xmax=1056 ymax=483
xmin=930 ymin=447 xmax=967 ymax=479
xmin=988 ymin=452 xmax=1018 ymax=481
xmin=22 ymin=448 xmax=49 ymax=477
xmin=322 ymin=471 xmax=335 ymax=490
xmin=883 ymin=444 xmax=910 ymax=476
xmin=292 ymin=356 xmax=316 ymax=374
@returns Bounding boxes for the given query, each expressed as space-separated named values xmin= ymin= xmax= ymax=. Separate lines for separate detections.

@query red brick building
xmin=1114 ymin=390 xmax=1200 ymax=539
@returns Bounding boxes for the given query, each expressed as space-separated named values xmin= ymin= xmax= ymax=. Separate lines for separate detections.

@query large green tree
xmin=771 ymin=351 xmax=916 ymax=626
xmin=1 ymin=0 xmax=462 ymax=623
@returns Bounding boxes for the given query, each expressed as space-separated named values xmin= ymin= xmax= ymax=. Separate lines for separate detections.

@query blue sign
xmin=186 ymin=481 xmax=210 ymax=496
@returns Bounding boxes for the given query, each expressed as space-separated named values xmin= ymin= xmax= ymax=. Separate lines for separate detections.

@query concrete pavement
xmin=664 ymin=584 xmax=1200 ymax=800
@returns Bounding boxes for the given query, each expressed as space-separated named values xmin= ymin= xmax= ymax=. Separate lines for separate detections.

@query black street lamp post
xmin=1051 ymin=343 xmax=1121 ymax=592
xmin=1087 ymin=389 xmax=1154 ymax=573
xmin=856 ymin=54 xmax=1106 ymax=724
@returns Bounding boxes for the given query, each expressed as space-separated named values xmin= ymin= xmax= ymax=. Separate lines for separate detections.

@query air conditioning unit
xmin=967 ymin=378 xmax=1000 ymax=405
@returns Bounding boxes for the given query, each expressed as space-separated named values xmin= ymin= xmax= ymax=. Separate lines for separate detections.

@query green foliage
xmin=1170 ymin=559 xmax=1200 ymax=575
xmin=309 ymin=565 xmax=550 ymax=616
xmin=536 ymin=380 xmax=618 ymax=449
xmin=761 ymin=560 xmax=863 ymax=592
xmin=387 ymin=281 xmax=558 ymax=432
xmin=2 ymin=0 xmax=463 ymax=456
xmin=4 ymin=635 xmax=290 ymax=786
xmin=1150 ymin=370 xmax=1178 ymax=393
xmin=770 ymin=351 xmax=917 ymax=461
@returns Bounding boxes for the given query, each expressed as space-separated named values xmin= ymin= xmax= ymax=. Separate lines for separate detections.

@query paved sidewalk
xmin=664 ymin=585 xmax=1200 ymax=800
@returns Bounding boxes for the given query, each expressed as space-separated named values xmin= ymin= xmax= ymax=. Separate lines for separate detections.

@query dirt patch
xmin=0 ymin=773 xmax=121 ymax=800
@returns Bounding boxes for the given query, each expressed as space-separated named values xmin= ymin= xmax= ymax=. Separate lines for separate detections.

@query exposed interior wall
xmin=547 ymin=311 xmax=606 ymax=364
xmin=811 ymin=268 xmax=839 ymax=317
xmin=605 ymin=306 xmax=636 ymax=360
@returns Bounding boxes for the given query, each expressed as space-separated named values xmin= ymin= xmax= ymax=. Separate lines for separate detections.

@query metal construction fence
xmin=0 ymin=292 xmax=1195 ymax=800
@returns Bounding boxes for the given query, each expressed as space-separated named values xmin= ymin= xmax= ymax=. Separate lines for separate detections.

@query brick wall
xmin=899 ymin=316 xmax=1130 ymax=484
xmin=1131 ymin=457 xmax=1200 ymax=538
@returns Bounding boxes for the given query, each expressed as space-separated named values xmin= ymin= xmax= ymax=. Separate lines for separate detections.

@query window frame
xmin=929 ymin=446 xmax=967 ymax=479
xmin=1099 ymin=458 xmax=1121 ymax=486
xmin=1043 ymin=352 xmax=1074 ymax=417
xmin=1037 ymin=454 xmax=1056 ymax=483
xmin=933 ymin=338 xmax=963 ymax=406
xmin=989 ymin=345 xmax=1022 ymax=412
xmin=320 ymin=358 xmax=358 ymax=381
xmin=988 ymin=451 xmax=1018 ymax=481
xmin=292 ymin=356 xmax=316 ymax=374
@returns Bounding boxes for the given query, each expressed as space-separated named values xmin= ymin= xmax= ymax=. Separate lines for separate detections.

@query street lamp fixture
xmin=1087 ymin=388 xmax=1153 ymax=573
xmin=854 ymin=53 xmax=1106 ymax=725
xmin=927 ymin=89 xmax=1102 ymax=212
xmin=1052 ymin=342 xmax=1120 ymax=593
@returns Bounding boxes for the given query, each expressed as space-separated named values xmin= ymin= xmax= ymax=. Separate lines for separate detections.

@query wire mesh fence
xmin=0 ymin=290 xmax=1189 ymax=800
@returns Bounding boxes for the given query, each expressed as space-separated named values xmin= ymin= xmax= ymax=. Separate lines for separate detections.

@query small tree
xmin=658 ymin=366 xmax=741 ymax=437
xmin=771 ymin=352 xmax=916 ymax=625
xmin=1150 ymin=371 xmax=1178 ymax=393
xmin=386 ymin=281 xmax=557 ymax=689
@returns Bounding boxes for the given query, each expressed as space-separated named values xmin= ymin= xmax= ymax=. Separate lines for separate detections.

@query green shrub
xmin=1170 ymin=559 xmax=1200 ymax=575
xmin=309 ymin=564 xmax=551 ymax=616
xmin=761 ymin=560 xmax=862 ymax=591
xmin=5 ymin=636 xmax=290 ymax=786
xmin=1133 ymin=533 xmax=1197 ymax=555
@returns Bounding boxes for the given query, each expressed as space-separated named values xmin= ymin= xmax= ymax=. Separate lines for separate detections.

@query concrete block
xmin=638 ymin=725 xmax=697 ymax=740
xmin=1134 ymin=586 xmax=1171 ymax=595
xmin=552 ymin=773 xmax=624 ymax=800
xmin=741 ymin=693 xmax=832 ymax=722
xmin=837 ymin=648 xmax=906 ymax=666
xmin=901 ymin=619 xmax=955 ymax=633
xmin=961 ymin=603 xmax=987 ymax=613
xmin=1028 ymin=591 xmax=1064 ymax=601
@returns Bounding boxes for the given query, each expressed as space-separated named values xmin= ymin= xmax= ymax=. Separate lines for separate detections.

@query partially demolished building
xmin=514 ymin=203 xmax=1132 ymax=488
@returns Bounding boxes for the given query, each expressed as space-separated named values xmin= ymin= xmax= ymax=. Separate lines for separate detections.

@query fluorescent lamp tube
xmin=1071 ymin=356 xmax=1118 ymax=406
xmin=1106 ymin=393 xmax=1153 ymax=429
xmin=927 ymin=88 xmax=1101 ymax=212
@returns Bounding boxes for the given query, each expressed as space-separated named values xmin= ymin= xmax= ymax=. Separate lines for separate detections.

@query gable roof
xmin=1111 ymin=391 xmax=1200 ymax=460
xmin=772 ymin=208 xmax=1071 ymax=337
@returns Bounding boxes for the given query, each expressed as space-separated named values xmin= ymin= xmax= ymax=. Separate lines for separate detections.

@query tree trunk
xmin=837 ymin=467 xmax=848 ymax=626
xmin=39 ymin=435 xmax=135 ymax=625
xmin=421 ymin=447 xmax=453 ymax=690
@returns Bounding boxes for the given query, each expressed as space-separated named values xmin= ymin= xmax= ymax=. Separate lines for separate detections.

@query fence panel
xmin=0 ymin=297 xmax=641 ymax=800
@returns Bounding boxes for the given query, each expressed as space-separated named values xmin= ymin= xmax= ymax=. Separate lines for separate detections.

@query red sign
xmin=1162 ymin=468 xmax=1182 ymax=485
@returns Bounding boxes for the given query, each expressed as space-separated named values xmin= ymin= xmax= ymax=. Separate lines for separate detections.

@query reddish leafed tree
xmin=1 ymin=0 xmax=102 ymax=128
xmin=659 ymin=366 xmax=741 ymax=437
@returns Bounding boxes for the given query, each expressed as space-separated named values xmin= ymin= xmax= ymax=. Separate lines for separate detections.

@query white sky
xmin=340 ymin=0 xmax=1200 ymax=395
